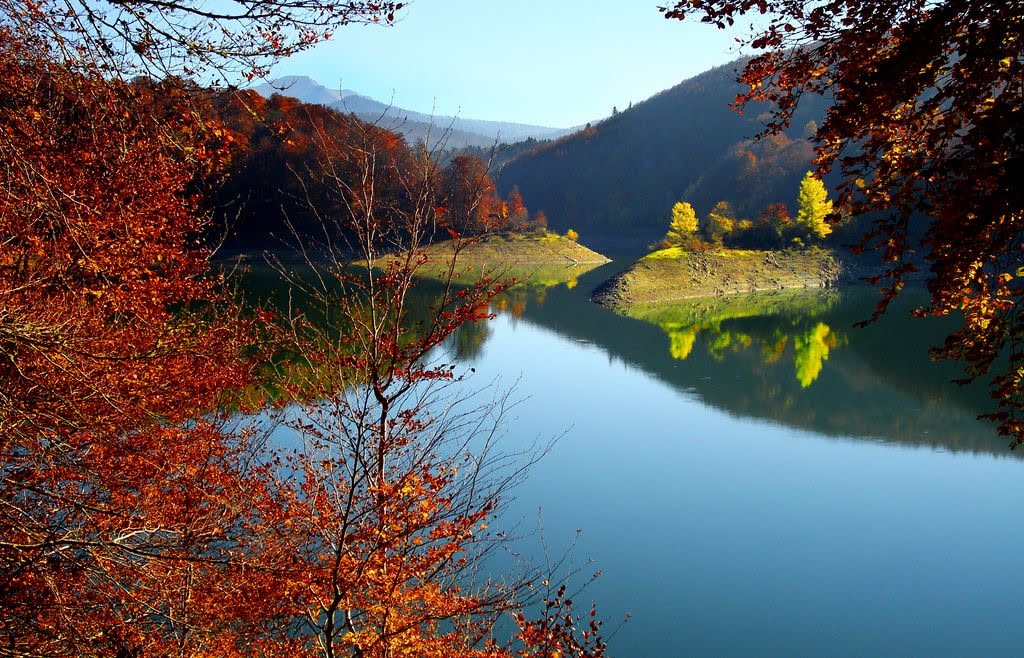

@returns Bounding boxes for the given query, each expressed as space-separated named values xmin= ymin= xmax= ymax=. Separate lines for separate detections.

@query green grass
xmin=642 ymin=246 xmax=685 ymax=260
xmin=393 ymin=233 xmax=611 ymax=287
xmin=594 ymin=246 xmax=843 ymax=311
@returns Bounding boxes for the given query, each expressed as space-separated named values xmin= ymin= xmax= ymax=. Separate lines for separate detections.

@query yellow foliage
xmin=642 ymin=246 xmax=685 ymax=261
xmin=795 ymin=171 xmax=833 ymax=240
xmin=794 ymin=322 xmax=835 ymax=387
xmin=665 ymin=201 xmax=699 ymax=245
xmin=668 ymin=328 xmax=699 ymax=360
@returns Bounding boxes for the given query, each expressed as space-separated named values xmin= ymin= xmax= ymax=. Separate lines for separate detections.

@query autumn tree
xmin=258 ymin=114 xmax=609 ymax=657
xmin=0 ymin=29 xmax=271 ymax=656
xmin=703 ymin=201 xmax=735 ymax=245
xmin=665 ymin=200 xmax=700 ymax=245
xmin=533 ymin=210 xmax=549 ymax=233
xmin=794 ymin=171 xmax=833 ymax=241
xmin=440 ymin=154 xmax=503 ymax=237
xmin=0 ymin=0 xmax=612 ymax=650
xmin=507 ymin=186 xmax=529 ymax=219
xmin=0 ymin=0 xmax=401 ymax=82
xmin=661 ymin=0 xmax=1024 ymax=442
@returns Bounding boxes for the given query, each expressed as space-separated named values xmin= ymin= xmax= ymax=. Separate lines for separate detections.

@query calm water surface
xmin=441 ymin=265 xmax=1024 ymax=657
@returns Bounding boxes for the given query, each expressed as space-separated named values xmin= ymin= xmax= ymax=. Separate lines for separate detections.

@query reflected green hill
xmin=623 ymin=291 xmax=848 ymax=388
xmin=237 ymin=257 xmax=595 ymax=391
xmin=452 ymin=266 xmax=1014 ymax=457
xmin=242 ymin=260 xmax=1014 ymax=456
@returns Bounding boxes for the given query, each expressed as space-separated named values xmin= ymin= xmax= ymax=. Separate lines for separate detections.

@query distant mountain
xmin=250 ymin=76 xmax=572 ymax=149
xmin=495 ymin=60 xmax=830 ymax=255
xmin=251 ymin=75 xmax=347 ymax=107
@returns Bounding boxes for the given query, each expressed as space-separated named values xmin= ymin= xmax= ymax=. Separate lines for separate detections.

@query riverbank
xmin=591 ymin=246 xmax=851 ymax=310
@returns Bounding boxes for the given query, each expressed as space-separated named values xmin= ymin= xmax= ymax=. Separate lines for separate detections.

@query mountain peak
xmin=250 ymin=76 xmax=343 ymax=107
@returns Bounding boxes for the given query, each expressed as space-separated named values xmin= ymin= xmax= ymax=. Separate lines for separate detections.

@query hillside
xmin=251 ymin=76 xmax=572 ymax=149
xmin=495 ymin=60 xmax=830 ymax=255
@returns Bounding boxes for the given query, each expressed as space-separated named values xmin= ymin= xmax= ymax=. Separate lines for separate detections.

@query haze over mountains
xmin=251 ymin=75 xmax=574 ymax=149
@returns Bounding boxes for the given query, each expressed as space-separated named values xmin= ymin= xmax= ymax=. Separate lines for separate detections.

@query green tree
xmin=795 ymin=172 xmax=833 ymax=240
xmin=665 ymin=200 xmax=699 ymax=245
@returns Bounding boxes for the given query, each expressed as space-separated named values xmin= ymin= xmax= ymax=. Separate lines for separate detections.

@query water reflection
xmin=623 ymin=291 xmax=850 ymax=387
xmin=246 ymin=259 xmax=1010 ymax=456
xmin=447 ymin=266 xmax=1010 ymax=456
xmin=794 ymin=321 xmax=843 ymax=387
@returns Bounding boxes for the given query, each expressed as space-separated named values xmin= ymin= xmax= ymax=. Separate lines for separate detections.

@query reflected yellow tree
xmin=628 ymin=290 xmax=847 ymax=384
xmin=668 ymin=327 xmax=700 ymax=360
xmin=708 ymin=329 xmax=753 ymax=361
xmin=793 ymin=322 xmax=843 ymax=387
xmin=760 ymin=334 xmax=789 ymax=365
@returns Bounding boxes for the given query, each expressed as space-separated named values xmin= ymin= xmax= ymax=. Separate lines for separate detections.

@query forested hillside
xmin=202 ymin=90 xmax=549 ymax=250
xmin=496 ymin=60 xmax=829 ymax=254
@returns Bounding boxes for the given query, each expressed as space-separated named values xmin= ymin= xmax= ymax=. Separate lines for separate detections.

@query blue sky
xmin=270 ymin=0 xmax=750 ymax=128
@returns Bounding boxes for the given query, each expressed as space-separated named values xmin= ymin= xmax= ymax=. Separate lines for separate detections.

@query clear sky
xmin=270 ymin=0 xmax=750 ymax=128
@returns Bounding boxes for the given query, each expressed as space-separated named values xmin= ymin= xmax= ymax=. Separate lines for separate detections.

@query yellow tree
xmin=703 ymin=201 xmax=735 ymax=245
xmin=795 ymin=172 xmax=834 ymax=240
xmin=665 ymin=200 xmax=699 ymax=245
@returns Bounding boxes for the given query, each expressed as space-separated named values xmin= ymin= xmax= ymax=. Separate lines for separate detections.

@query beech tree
xmin=0 ymin=0 xmax=402 ymax=80
xmin=507 ymin=186 xmax=529 ymax=220
xmin=0 ymin=28 xmax=268 ymax=656
xmin=703 ymin=201 xmax=735 ymax=245
xmin=661 ymin=0 xmax=1024 ymax=442
xmin=440 ymin=155 xmax=503 ymax=237
xmin=1 ymin=0 xmax=612 ymax=649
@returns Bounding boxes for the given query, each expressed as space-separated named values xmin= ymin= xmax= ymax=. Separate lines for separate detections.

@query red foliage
xmin=1 ymin=18 xmax=609 ymax=658
xmin=441 ymin=155 xmax=504 ymax=236
xmin=0 ymin=29 xmax=265 ymax=655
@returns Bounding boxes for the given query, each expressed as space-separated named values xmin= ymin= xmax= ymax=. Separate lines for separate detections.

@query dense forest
xmin=200 ymin=89 xmax=547 ymax=250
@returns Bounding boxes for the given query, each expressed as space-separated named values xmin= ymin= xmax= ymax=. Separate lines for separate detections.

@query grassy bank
xmin=404 ymin=233 xmax=611 ymax=287
xmin=591 ymin=246 xmax=844 ymax=311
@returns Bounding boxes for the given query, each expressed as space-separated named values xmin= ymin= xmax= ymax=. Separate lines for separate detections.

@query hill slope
xmin=495 ymin=60 xmax=829 ymax=255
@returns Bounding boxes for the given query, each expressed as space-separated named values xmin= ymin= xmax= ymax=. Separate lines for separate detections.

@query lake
xmin=435 ymin=263 xmax=1024 ymax=657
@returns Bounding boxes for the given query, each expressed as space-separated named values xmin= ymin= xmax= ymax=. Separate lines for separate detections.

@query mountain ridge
xmin=250 ymin=75 xmax=574 ymax=148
